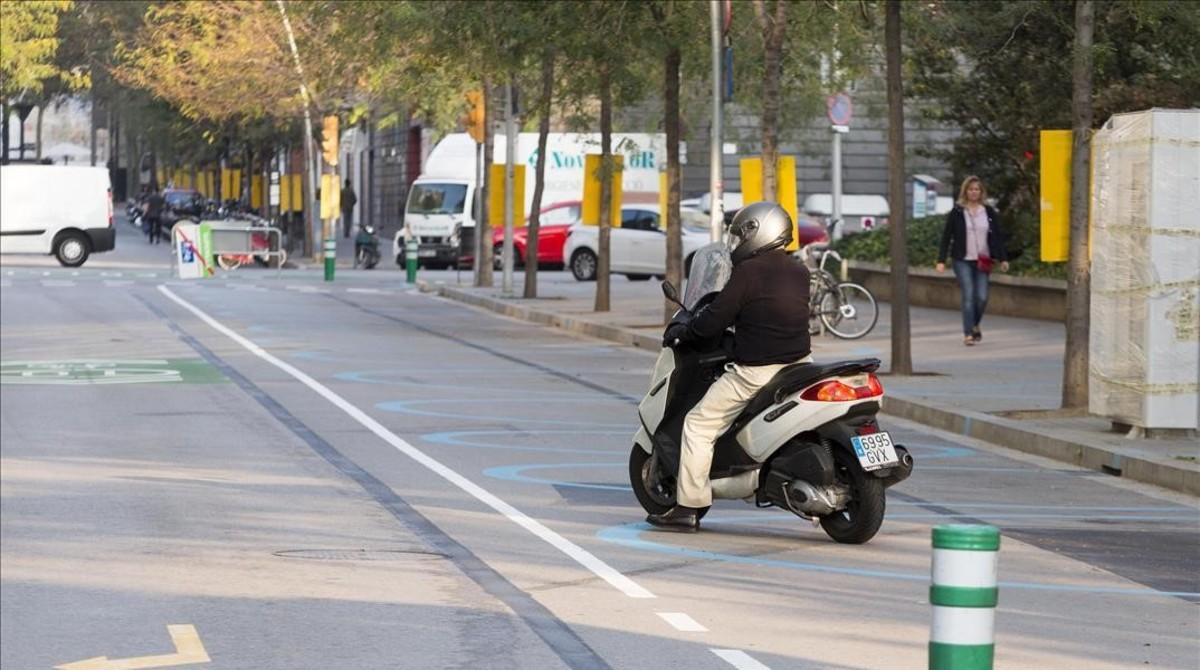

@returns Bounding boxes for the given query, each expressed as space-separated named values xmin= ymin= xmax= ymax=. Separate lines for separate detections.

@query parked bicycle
xmin=802 ymin=243 xmax=879 ymax=339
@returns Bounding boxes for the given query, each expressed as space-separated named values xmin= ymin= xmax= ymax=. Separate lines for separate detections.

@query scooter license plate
xmin=850 ymin=432 xmax=899 ymax=471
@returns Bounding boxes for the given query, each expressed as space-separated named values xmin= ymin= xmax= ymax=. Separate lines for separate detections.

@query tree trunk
xmin=755 ymin=0 xmax=786 ymax=199
xmin=478 ymin=77 xmax=495 ymax=287
xmin=525 ymin=48 xmax=555 ymax=299
xmin=126 ymin=120 xmax=140 ymax=198
xmin=1 ymin=106 xmax=9 ymax=163
xmin=90 ymin=96 xmax=98 ymax=166
xmin=35 ymin=105 xmax=44 ymax=161
xmin=885 ymin=0 xmax=913 ymax=375
xmin=664 ymin=43 xmax=683 ymax=322
xmin=595 ymin=65 xmax=613 ymax=313
xmin=1063 ymin=0 xmax=1094 ymax=409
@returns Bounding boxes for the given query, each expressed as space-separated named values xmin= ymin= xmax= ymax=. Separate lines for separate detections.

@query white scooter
xmin=630 ymin=244 xmax=913 ymax=544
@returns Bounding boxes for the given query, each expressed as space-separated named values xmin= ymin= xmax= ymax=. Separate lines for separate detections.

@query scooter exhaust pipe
xmin=879 ymin=446 xmax=913 ymax=489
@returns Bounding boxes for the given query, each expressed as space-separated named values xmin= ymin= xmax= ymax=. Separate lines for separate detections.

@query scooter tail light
xmin=856 ymin=373 xmax=884 ymax=399
xmin=801 ymin=373 xmax=883 ymax=402
xmin=801 ymin=381 xmax=857 ymax=402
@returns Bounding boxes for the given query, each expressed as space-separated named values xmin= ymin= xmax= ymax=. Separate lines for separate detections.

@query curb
xmin=419 ymin=281 xmax=1199 ymax=497
xmin=880 ymin=396 xmax=1199 ymax=496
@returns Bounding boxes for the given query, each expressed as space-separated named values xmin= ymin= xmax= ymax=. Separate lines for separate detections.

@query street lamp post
xmin=709 ymin=0 xmax=724 ymax=242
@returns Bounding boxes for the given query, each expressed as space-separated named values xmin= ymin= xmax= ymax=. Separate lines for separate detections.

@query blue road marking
xmin=376 ymin=398 xmax=629 ymax=427
xmin=422 ymin=429 xmax=628 ymax=454
xmin=596 ymin=521 xmax=1200 ymax=599
xmin=483 ymin=463 xmax=627 ymax=491
xmin=339 ymin=371 xmax=598 ymax=397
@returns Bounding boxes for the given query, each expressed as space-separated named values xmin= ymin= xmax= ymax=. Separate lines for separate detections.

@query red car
xmin=796 ymin=215 xmax=830 ymax=247
xmin=489 ymin=200 xmax=579 ymax=270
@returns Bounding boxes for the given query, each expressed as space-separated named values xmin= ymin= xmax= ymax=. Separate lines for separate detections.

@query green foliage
xmin=907 ymin=0 xmax=1200 ymax=224
xmin=0 ymin=0 xmax=77 ymax=102
xmin=832 ymin=215 xmax=1067 ymax=280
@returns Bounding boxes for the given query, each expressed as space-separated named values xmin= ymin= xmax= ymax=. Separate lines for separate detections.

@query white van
xmin=396 ymin=132 xmax=666 ymax=268
xmin=1 ymin=165 xmax=115 ymax=266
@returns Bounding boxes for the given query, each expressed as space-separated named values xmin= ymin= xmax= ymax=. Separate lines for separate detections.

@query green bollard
xmin=324 ymin=237 xmax=336 ymax=282
xmin=405 ymin=236 xmax=418 ymax=284
xmin=929 ymin=524 xmax=1000 ymax=670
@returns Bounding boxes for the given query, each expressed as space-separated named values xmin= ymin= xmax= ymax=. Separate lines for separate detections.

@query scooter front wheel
xmin=629 ymin=445 xmax=674 ymax=515
xmin=628 ymin=445 xmax=709 ymax=519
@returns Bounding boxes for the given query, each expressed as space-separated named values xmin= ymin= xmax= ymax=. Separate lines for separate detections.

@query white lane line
xmin=346 ymin=287 xmax=384 ymax=294
xmin=711 ymin=649 xmax=772 ymax=670
xmin=156 ymin=285 xmax=655 ymax=600
xmin=657 ymin=612 xmax=707 ymax=632
xmin=41 ymin=280 xmax=76 ymax=287
xmin=104 ymin=280 xmax=134 ymax=287
xmin=0 ymin=280 xmax=11 ymax=288
xmin=285 ymin=285 xmax=331 ymax=294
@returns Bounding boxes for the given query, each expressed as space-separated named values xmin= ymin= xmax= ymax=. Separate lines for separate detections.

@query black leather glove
xmin=662 ymin=322 xmax=692 ymax=348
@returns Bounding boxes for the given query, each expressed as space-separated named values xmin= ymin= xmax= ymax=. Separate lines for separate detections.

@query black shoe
xmin=646 ymin=505 xmax=700 ymax=533
xmin=972 ymin=327 xmax=982 ymax=342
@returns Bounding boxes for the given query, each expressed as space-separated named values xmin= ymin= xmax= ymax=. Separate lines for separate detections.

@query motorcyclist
xmin=647 ymin=202 xmax=812 ymax=532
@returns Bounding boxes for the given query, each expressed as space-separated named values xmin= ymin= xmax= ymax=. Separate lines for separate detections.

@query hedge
xmin=831 ymin=214 xmax=1067 ymax=280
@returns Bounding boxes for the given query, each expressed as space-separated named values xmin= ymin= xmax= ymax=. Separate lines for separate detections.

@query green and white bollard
xmin=405 ymin=236 xmax=418 ymax=284
xmin=323 ymin=237 xmax=336 ymax=281
xmin=929 ymin=524 xmax=1000 ymax=669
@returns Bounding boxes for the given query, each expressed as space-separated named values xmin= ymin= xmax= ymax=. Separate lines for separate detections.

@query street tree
xmin=884 ymin=0 xmax=912 ymax=375
xmin=645 ymin=0 xmax=709 ymax=321
xmin=727 ymin=1 xmax=874 ymax=204
xmin=1063 ymin=0 xmax=1094 ymax=409
xmin=906 ymin=0 xmax=1199 ymax=406
xmin=907 ymin=0 xmax=1200 ymax=238
xmin=0 ymin=0 xmax=82 ymax=160
xmin=524 ymin=44 xmax=555 ymax=299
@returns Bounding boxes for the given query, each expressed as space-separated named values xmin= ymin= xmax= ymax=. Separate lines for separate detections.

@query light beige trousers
xmin=677 ymin=355 xmax=813 ymax=508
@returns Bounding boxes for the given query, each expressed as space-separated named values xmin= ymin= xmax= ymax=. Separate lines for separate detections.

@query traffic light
xmin=321 ymin=115 xmax=339 ymax=166
xmin=464 ymin=90 xmax=485 ymax=143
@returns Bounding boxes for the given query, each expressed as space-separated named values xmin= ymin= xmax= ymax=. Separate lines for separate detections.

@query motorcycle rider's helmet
xmin=727 ymin=201 xmax=794 ymax=265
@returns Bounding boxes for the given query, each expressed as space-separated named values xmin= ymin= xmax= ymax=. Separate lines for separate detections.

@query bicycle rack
xmin=171 ymin=221 xmax=285 ymax=279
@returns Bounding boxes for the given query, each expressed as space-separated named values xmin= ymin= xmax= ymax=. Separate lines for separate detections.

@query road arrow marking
xmin=55 ymin=624 xmax=210 ymax=669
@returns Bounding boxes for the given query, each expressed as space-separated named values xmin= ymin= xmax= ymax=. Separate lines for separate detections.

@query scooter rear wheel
xmin=819 ymin=447 xmax=885 ymax=544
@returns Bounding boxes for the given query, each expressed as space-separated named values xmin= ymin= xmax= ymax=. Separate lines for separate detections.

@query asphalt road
xmin=2 ymin=225 xmax=1198 ymax=669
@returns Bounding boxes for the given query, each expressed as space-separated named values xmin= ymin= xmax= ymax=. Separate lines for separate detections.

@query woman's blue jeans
xmin=952 ymin=260 xmax=990 ymax=335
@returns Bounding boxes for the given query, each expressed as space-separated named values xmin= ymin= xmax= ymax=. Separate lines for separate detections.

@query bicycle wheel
xmin=808 ymin=270 xmax=838 ymax=336
xmin=819 ymin=282 xmax=879 ymax=339
xmin=217 ymin=254 xmax=243 ymax=271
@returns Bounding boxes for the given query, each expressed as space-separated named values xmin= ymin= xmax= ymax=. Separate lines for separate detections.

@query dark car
xmin=163 ymin=188 xmax=204 ymax=220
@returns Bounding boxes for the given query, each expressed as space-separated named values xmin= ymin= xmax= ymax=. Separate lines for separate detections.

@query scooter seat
xmin=733 ymin=358 xmax=882 ymax=429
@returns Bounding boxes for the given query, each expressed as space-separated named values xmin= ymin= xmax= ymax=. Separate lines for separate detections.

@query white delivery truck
xmin=0 ymin=164 xmax=115 ymax=266
xmin=396 ymin=132 xmax=666 ymax=268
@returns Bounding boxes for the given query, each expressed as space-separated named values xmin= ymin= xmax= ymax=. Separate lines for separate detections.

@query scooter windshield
xmin=681 ymin=242 xmax=732 ymax=311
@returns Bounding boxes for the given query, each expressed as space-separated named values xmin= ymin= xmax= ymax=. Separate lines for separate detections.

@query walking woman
xmin=936 ymin=176 xmax=1009 ymax=346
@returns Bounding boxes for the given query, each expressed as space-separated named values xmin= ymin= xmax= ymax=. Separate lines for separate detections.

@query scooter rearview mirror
xmin=661 ymin=280 xmax=684 ymax=309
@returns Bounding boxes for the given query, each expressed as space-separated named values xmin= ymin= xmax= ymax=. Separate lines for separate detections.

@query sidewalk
xmin=417 ymin=272 xmax=1199 ymax=497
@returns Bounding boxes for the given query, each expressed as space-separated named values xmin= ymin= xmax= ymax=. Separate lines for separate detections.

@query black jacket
xmin=688 ymin=250 xmax=811 ymax=365
xmin=938 ymin=205 xmax=1007 ymax=263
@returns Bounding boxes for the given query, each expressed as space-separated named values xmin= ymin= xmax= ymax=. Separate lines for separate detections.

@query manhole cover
xmin=274 ymin=548 xmax=444 ymax=561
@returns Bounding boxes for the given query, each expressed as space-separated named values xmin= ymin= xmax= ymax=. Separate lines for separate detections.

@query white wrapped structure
xmin=1089 ymin=109 xmax=1200 ymax=430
